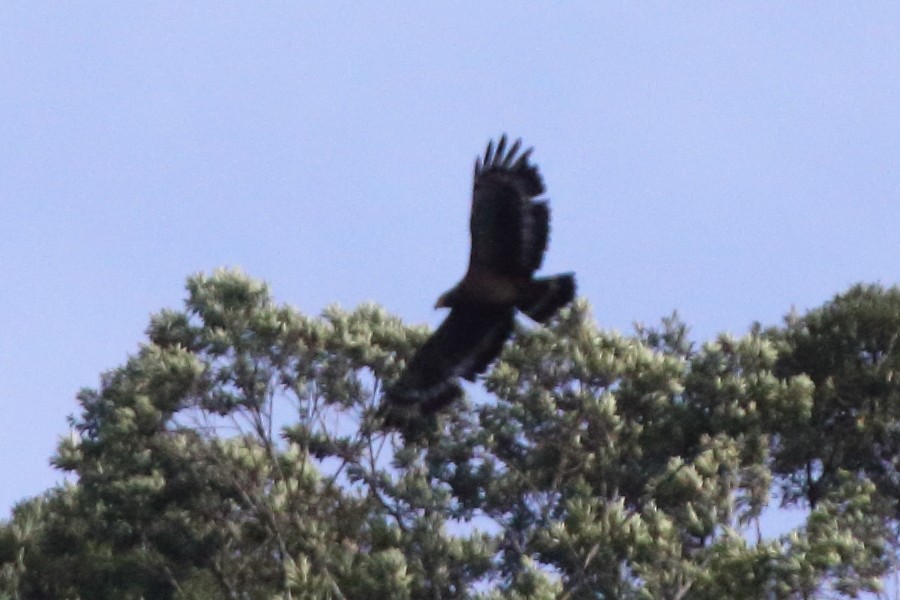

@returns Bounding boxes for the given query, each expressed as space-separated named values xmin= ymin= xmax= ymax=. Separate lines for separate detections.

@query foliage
xmin=2 ymin=271 xmax=899 ymax=599
xmin=769 ymin=284 xmax=900 ymax=509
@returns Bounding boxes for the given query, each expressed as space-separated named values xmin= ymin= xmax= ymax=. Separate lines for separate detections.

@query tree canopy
xmin=2 ymin=270 xmax=899 ymax=599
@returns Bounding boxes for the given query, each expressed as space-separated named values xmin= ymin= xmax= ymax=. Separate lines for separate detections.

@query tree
xmin=2 ymin=270 xmax=898 ymax=599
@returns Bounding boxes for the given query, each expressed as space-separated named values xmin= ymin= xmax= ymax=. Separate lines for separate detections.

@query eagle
xmin=381 ymin=136 xmax=575 ymax=425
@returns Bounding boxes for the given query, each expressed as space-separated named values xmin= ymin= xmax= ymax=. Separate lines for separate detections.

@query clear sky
xmin=2 ymin=4 xmax=899 ymax=522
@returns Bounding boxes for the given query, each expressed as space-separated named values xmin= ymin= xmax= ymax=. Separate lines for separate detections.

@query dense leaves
xmin=2 ymin=271 xmax=899 ymax=599
xmin=770 ymin=284 xmax=900 ymax=510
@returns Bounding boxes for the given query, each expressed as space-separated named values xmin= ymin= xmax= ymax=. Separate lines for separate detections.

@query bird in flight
xmin=381 ymin=136 xmax=575 ymax=426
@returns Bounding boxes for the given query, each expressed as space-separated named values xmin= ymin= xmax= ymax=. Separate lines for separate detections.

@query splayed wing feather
xmin=513 ymin=148 xmax=533 ymax=171
xmin=501 ymin=139 xmax=521 ymax=168
xmin=483 ymin=139 xmax=495 ymax=170
xmin=469 ymin=137 xmax=546 ymax=277
xmin=494 ymin=135 xmax=507 ymax=163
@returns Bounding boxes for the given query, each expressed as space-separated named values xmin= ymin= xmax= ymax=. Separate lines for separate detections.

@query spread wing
xmin=469 ymin=135 xmax=550 ymax=279
xmin=383 ymin=306 xmax=515 ymax=417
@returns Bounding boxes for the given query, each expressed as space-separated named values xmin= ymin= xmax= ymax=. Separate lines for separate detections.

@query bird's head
xmin=434 ymin=287 xmax=459 ymax=309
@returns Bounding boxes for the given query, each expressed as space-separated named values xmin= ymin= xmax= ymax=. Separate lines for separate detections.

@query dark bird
xmin=381 ymin=136 xmax=576 ymax=425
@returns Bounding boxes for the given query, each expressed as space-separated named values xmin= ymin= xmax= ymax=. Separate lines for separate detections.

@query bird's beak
xmin=434 ymin=293 xmax=447 ymax=309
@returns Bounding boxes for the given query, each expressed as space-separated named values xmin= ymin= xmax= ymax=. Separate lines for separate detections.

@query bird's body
xmin=382 ymin=136 xmax=576 ymax=426
xmin=439 ymin=270 xmax=521 ymax=306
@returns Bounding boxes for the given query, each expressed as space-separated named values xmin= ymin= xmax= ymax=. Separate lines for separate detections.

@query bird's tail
xmin=517 ymin=273 xmax=576 ymax=323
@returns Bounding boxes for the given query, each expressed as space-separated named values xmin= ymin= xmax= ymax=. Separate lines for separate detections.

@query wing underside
xmin=385 ymin=306 xmax=515 ymax=413
xmin=469 ymin=136 xmax=549 ymax=278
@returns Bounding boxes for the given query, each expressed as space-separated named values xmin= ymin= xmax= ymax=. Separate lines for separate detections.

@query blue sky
xmin=2 ymin=3 xmax=899 ymax=528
